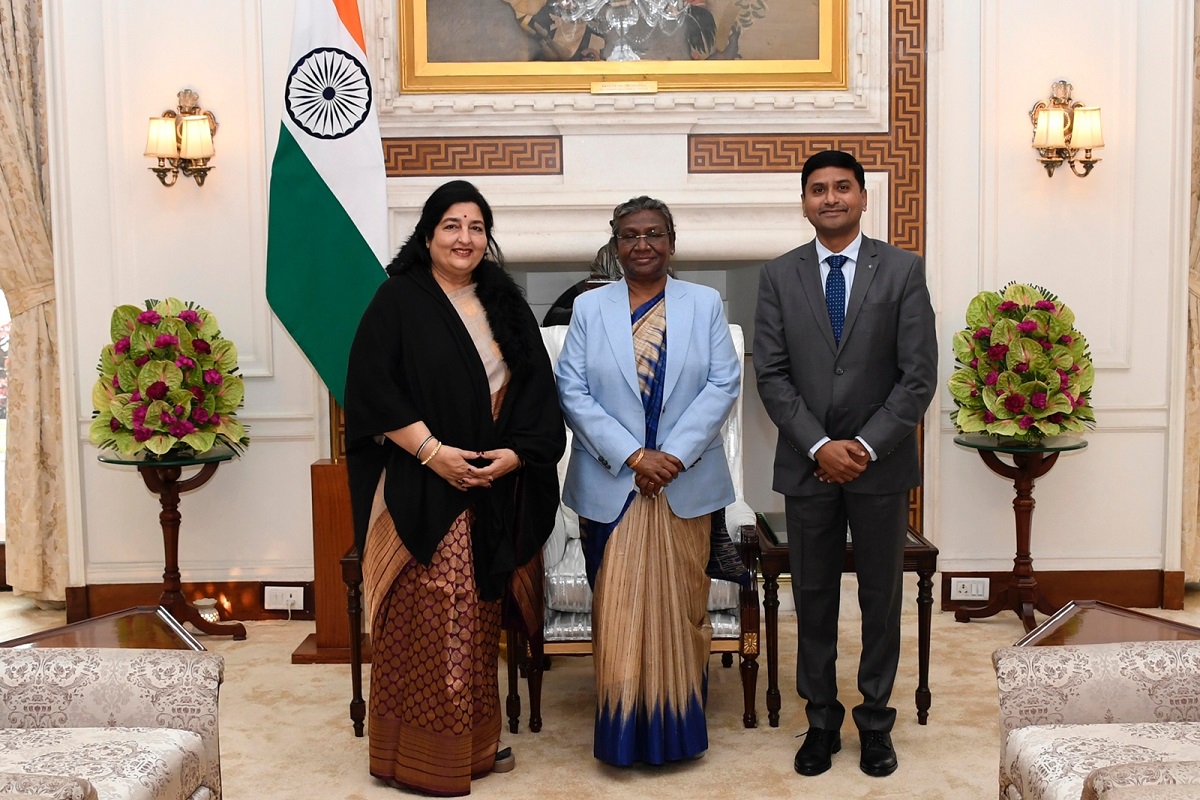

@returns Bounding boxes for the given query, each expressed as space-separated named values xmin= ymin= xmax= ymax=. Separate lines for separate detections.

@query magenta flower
xmin=114 ymin=337 xmax=131 ymax=354
xmin=192 ymin=408 xmax=210 ymax=424
xmin=192 ymin=339 xmax=211 ymax=355
xmin=1031 ymin=392 xmax=1048 ymax=410
xmin=210 ymin=413 xmax=222 ymax=426
xmin=169 ymin=420 xmax=196 ymax=438
xmin=203 ymin=369 xmax=223 ymax=385
xmin=1048 ymin=413 xmax=1064 ymax=424
xmin=154 ymin=334 xmax=179 ymax=348
xmin=1018 ymin=415 xmax=1035 ymax=430
xmin=109 ymin=417 xmax=121 ymax=432
xmin=1017 ymin=320 xmax=1038 ymax=333
xmin=137 ymin=310 xmax=161 ymax=325
xmin=189 ymin=386 xmax=205 ymax=402
xmin=175 ymin=355 xmax=196 ymax=369
xmin=111 ymin=373 xmax=121 ymax=389
xmin=998 ymin=301 xmax=1019 ymax=312
xmin=1004 ymin=393 xmax=1026 ymax=413
xmin=178 ymin=309 xmax=201 ymax=325
xmin=130 ymin=389 xmax=142 ymax=402
xmin=984 ymin=370 xmax=999 ymax=386
xmin=969 ymin=358 xmax=979 ymax=368
xmin=134 ymin=355 xmax=150 ymax=367
xmin=1060 ymin=334 xmax=1073 ymax=345
xmin=146 ymin=381 xmax=168 ymax=400
xmin=1040 ymin=340 xmax=1052 ymax=350
xmin=983 ymin=411 xmax=997 ymax=424
xmin=1035 ymin=300 xmax=1056 ymax=311
xmin=160 ymin=412 xmax=174 ymax=425
xmin=987 ymin=344 xmax=1009 ymax=360
xmin=972 ymin=327 xmax=991 ymax=340
xmin=173 ymin=404 xmax=185 ymax=417
xmin=1013 ymin=363 xmax=1029 ymax=374
xmin=132 ymin=405 xmax=148 ymax=425
xmin=133 ymin=426 xmax=153 ymax=442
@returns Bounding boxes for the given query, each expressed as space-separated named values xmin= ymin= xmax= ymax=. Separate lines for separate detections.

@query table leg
xmin=762 ymin=567 xmax=781 ymax=728
xmin=954 ymin=450 xmax=1059 ymax=633
xmin=140 ymin=462 xmax=247 ymax=640
xmin=915 ymin=567 xmax=933 ymax=724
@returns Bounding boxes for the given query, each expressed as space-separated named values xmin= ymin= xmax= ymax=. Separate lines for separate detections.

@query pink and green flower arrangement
xmin=89 ymin=298 xmax=249 ymax=456
xmin=948 ymin=283 xmax=1095 ymax=443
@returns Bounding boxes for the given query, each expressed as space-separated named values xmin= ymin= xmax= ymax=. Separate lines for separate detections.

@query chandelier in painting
xmin=549 ymin=0 xmax=692 ymax=61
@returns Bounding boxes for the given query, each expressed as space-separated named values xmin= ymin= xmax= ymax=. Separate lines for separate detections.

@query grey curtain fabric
xmin=0 ymin=0 xmax=68 ymax=602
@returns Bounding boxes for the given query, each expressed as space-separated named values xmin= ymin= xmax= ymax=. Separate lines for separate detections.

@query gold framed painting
xmin=399 ymin=0 xmax=847 ymax=93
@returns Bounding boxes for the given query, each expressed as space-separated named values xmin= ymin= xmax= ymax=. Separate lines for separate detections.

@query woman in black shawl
xmin=344 ymin=180 xmax=564 ymax=796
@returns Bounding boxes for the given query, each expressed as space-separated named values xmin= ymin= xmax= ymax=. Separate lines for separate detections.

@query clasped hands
xmin=629 ymin=448 xmax=683 ymax=498
xmin=814 ymin=439 xmax=870 ymax=484
xmin=426 ymin=445 xmax=521 ymax=493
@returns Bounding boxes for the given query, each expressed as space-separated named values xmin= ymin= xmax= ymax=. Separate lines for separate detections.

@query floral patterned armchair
xmin=0 ymin=647 xmax=224 ymax=800
xmin=993 ymin=640 xmax=1200 ymax=800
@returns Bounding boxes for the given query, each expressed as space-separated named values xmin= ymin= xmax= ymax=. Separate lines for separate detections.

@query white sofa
xmin=993 ymin=640 xmax=1200 ymax=800
xmin=0 ymin=647 xmax=224 ymax=800
xmin=511 ymin=324 xmax=759 ymax=731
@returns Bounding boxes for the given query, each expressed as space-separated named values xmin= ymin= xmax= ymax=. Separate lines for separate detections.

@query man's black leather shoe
xmin=793 ymin=727 xmax=841 ymax=776
xmin=859 ymin=730 xmax=898 ymax=777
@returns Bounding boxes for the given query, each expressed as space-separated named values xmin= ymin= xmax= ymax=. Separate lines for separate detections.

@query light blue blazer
xmin=555 ymin=276 xmax=741 ymax=524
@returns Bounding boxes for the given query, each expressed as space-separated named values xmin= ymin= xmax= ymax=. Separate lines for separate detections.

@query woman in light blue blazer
xmin=555 ymin=196 xmax=741 ymax=767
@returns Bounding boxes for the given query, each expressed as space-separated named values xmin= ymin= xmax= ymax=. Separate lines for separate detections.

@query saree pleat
xmin=586 ymin=292 xmax=713 ymax=766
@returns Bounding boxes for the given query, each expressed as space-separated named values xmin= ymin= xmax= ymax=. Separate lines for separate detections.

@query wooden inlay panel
xmin=382 ymin=136 xmax=562 ymax=177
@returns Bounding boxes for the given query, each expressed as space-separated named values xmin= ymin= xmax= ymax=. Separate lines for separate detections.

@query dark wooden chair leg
xmin=737 ymin=522 xmax=760 ymax=728
xmin=505 ymin=629 xmax=522 ymax=734
xmin=341 ymin=546 xmax=365 ymax=738
xmin=527 ymin=633 xmax=544 ymax=733
xmin=721 ymin=652 xmax=733 ymax=668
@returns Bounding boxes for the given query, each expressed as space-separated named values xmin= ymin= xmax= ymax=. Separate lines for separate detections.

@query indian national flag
xmin=266 ymin=0 xmax=388 ymax=407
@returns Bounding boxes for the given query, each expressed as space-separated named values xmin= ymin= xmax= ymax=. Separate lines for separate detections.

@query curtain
xmin=0 ymin=0 xmax=68 ymax=603
xmin=1183 ymin=4 xmax=1200 ymax=582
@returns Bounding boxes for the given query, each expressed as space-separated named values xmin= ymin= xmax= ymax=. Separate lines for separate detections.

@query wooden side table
xmin=1016 ymin=599 xmax=1200 ymax=647
xmin=0 ymin=605 xmax=204 ymax=650
xmin=98 ymin=446 xmax=246 ymax=640
xmin=952 ymin=434 xmax=1087 ymax=633
xmin=756 ymin=513 xmax=938 ymax=727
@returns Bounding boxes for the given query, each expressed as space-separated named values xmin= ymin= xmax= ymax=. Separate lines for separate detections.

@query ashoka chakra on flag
xmin=285 ymin=47 xmax=371 ymax=140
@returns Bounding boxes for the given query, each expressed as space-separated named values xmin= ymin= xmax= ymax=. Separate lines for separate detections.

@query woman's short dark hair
xmin=387 ymin=180 xmax=505 ymax=275
xmin=801 ymin=149 xmax=866 ymax=193
xmin=609 ymin=196 xmax=677 ymax=240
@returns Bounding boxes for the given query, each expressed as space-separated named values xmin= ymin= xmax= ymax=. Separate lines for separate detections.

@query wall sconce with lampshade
xmin=144 ymin=89 xmax=218 ymax=187
xmin=1029 ymin=79 xmax=1103 ymax=178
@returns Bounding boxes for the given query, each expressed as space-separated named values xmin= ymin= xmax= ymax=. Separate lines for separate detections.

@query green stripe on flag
xmin=266 ymin=125 xmax=385 ymax=407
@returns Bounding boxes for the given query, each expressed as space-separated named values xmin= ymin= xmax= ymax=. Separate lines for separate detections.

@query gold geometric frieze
xmin=382 ymin=137 xmax=562 ymax=177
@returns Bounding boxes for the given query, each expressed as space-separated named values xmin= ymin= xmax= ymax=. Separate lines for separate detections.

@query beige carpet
xmin=3 ymin=583 xmax=1199 ymax=799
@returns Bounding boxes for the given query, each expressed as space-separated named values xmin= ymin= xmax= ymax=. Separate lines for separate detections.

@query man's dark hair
xmin=801 ymin=150 xmax=866 ymax=193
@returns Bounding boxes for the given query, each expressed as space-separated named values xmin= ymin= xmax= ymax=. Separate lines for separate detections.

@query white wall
xmin=931 ymin=1 xmax=1193 ymax=574
xmin=43 ymin=0 xmax=1193 ymax=591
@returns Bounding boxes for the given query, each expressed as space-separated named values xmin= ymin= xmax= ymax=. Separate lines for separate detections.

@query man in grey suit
xmin=753 ymin=150 xmax=937 ymax=778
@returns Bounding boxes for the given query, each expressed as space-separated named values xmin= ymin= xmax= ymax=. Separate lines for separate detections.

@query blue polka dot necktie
xmin=826 ymin=254 xmax=848 ymax=344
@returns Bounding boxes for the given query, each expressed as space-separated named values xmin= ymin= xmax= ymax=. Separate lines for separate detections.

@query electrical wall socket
xmin=264 ymin=585 xmax=304 ymax=611
xmin=949 ymin=577 xmax=990 ymax=601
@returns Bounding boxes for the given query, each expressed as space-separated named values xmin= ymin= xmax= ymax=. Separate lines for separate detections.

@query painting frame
xmin=399 ymin=0 xmax=847 ymax=94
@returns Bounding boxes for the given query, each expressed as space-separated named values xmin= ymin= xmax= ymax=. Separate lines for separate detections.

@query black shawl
xmin=343 ymin=261 xmax=565 ymax=602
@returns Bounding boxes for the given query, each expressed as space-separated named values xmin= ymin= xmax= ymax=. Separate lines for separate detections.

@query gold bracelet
xmin=414 ymin=434 xmax=435 ymax=462
xmin=420 ymin=441 xmax=442 ymax=466
xmin=628 ymin=448 xmax=645 ymax=469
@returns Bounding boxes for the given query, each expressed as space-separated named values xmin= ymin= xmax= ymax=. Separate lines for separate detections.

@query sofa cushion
xmin=0 ymin=728 xmax=210 ymax=800
xmin=0 ymin=771 xmax=96 ymax=800
xmin=1003 ymin=722 xmax=1200 ymax=800
xmin=1084 ymin=760 xmax=1200 ymax=800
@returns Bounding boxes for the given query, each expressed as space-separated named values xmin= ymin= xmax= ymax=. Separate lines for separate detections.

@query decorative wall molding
xmin=382 ymin=136 xmax=562 ymax=176
xmin=687 ymin=0 xmax=927 ymax=255
xmin=363 ymin=0 xmax=889 ymax=135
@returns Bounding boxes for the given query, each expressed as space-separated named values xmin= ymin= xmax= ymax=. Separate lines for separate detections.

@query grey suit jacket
xmin=753 ymin=236 xmax=937 ymax=497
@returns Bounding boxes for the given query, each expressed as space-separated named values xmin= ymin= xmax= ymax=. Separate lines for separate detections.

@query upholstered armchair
xmin=993 ymin=640 xmax=1200 ymax=800
xmin=0 ymin=647 xmax=224 ymax=800
xmin=505 ymin=323 xmax=760 ymax=733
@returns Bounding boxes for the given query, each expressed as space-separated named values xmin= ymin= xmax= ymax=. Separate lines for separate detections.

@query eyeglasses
xmin=614 ymin=231 xmax=671 ymax=246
